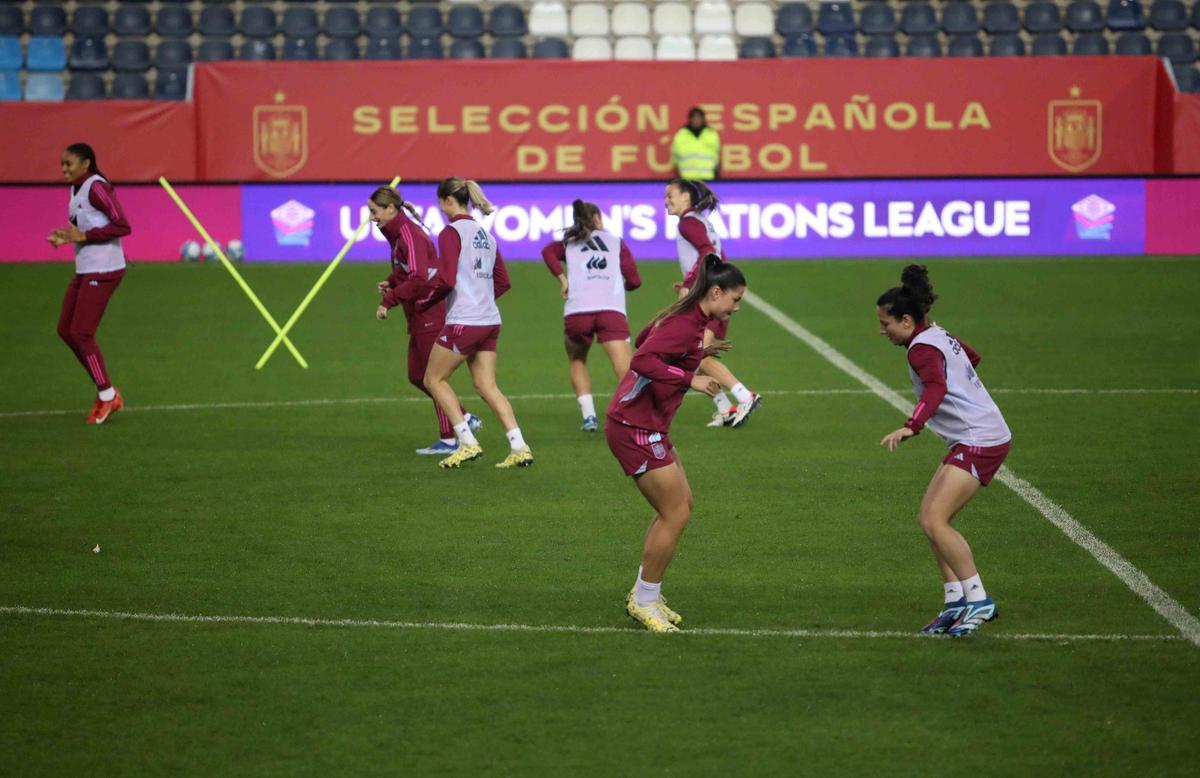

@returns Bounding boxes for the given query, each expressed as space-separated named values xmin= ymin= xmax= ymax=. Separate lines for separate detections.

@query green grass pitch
xmin=2 ymin=257 xmax=1198 ymax=775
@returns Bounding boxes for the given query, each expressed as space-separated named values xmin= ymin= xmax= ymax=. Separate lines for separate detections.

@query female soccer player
xmin=877 ymin=265 xmax=1012 ymax=638
xmin=608 ymin=254 xmax=744 ymax=632
xmin=368 ymin=186 xmax=480 ymax=455
xmin=665 ymin=178 xmax=761 ymax=429
xmin=420 ymin=177 xmax=532 ymax=470
xmin=540 ymin=199 xmax=642 ymax=432
xmin=46 ymin=143 xmax=129 ymax=425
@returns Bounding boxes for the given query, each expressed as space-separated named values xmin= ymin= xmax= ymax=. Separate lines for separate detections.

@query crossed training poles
xmin=158 ymin=175 xmax=402 ymax=370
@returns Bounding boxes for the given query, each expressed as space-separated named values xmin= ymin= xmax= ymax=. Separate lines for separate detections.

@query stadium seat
xmin=491 ymin=37 xmax=528 ymax=58
xmin=0 ymin=36 xmax=19 ymax=71
xmin=25 ymin=72 xmax=64 ymax=101
xmin=611 ymin=3 xmax=650 ymax=36
xmin=1193 ymin=2 xmax=1200 ymax=30
xmin=155 ymin=6 xmax=192 ymax=37
xmin=111 ymin=73 xmax=149 ymax=99
xmin=324 ymin=37 xmax=359 ymax=60
xmin=283 ymin=8 xmax=319 ymax=38
xmin=533 ymin=37 xmax=570 ymax=58
xmin=112 ymin=41 xmax=150 ymax=72
xmin=71 ymin=6 xmax=109 ymax=37
xmin=824 ymin=34 xmax=858 ymax=57
xmin=1024 ymin=2 xmax=1063 ymax=32
xmin=571 ymin=36 xmax=611 ymax=59
xmin=1173 ymin=65 xmax=1200 ymax=92
xmin=900 ymin=3 xmax=938 ymax=35
xmin=571 ymin=3 xmax=610 ymax=36
xmin=698 ymin=34 xmax=737 ymax=60
xmin=449 ymin=6 xmax=484 ymax=37
xmin=199 ymin=7 xmax=236 ymax=38
xmin=529 ymin=2 xmax=569 ymax=36
xmin=655 ymin=35 xmax=696 ymax=59
xmin=776 ymin=2 xmax=815 ymax=36
xmin=1073 ymin=32 xmax=1111 ymax=53
xmin=155 ymin=40 xmax=192 ymax=70
xmin=365 ymin=36 xmax=403 ymax=59
xmin=0 ymin=6 xmax=21 ymax=37
xmin=907 ymin=34 xmax=943 ymax=56
xmin=943 ymin=3 xmax=980 ymax=34
xmin=364 ymin=7 xmax=402 ymax=36
xmin=67 ymin=73 xmax=106 ymax=100
xmin=1106 ymin=0 xmax=1146 ymax=30
xmin=860 ymin=3 xmax=897 ymax=35
xmin=449 ymin=38 xmax=486 ymax=58
xmin=695 ymin=2 xmax=734 ymax=35
xmin=155 ymin=68 xmax=188 ymax=100
xmin=1158 ymin=32 xmax=1197 ymax=63
xmin=1149 ymin=0 xmax=1188 ymax=29
xmin=69 ymin=36 xmax=109 ymax=71
xmin=240 ymin=39 xmax=276 ymax=61
xmin=1114 ymin=31 xmax=1152 ymax=53
xmin=818 ymin=2 xmax=856 ymax=35
xmin=114 ymin=6 xmax=152 ymax=37
xmin=613 ymin=36 xmax=653 ymax=59
xmin=240 ymin=6 xmax=278 ymax=38
xmin=739 ymin=36 xmax=777 ymax=58
xmin=1065 ymin=0 xmax=1105 ymax=31
xmin=323 ymin=7 xmax=360 ymax=38
xmin=989 ymin=33 xmax=1026 ymax=55
xmin=27 ymin=37 xmax=67 ymax=72
xmin=864 ymin=34 xmax=900 ymax=57
xmin=283 ymin=35 xmax=319 ymax=61
xmin=949 ymin=34 xmax=984 ymax=56
xmin=407 ymin=7 xmax=443 ymax=37
xmin=654 ymin=3 xmax=693 ymax=35
xmin=734 ymin=4 xmax=774 ymax=37
xmin=0 ymin=69 xmax=20 ymax=101
xmin=983 ymin=1 xmax=1021 ymax=33
xmin=30 ymin=6 xmax=67 ymax=37
xmin=407 ymin=36 xmax=444 ymax=59
xmin=490 ymin=4 xmax=528 ymax=37
xmin=1031 ymin=33 xmax=1068 ymax=54
xmin=782 ymin=33 xmax=818 ymax=57
xmin=197 ymin=40 xmax=235 ymax=62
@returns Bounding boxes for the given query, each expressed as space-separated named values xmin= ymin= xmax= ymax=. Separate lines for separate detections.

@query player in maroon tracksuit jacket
xmin=606 ymin=254 xmax=746 ymax=632
xmin=367 ymin=187 xmax=478 ymax=456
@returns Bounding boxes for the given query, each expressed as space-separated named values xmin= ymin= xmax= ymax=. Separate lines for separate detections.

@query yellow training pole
xmin=158 ymin=177 xmax=308 ymax=368
xmin=255 ymin=176 xmax=401 ymax=370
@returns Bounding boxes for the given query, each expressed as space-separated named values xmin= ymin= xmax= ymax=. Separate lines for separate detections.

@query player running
xmin=47 ymin=143 xmax=129 ymax=425
xmin=665 ymin=178 xmax=761 ymax=429
xmin=877 ymin=264 xmax=1012 ymax=638
xmin=608 ymin=254 xmax=745 ymax=632
xmin=540 ymin=199 xmax=642 ymax=432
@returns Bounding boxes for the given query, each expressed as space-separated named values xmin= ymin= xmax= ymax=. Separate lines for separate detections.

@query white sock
xmin=577 ymin=393 xmax=596 ymax=420
xmin=961 ymin=574 xmax=987 ymax=603
xmin=440 ymin=437 xmax=456 ymax=446
xmin=453 ymin=421 xmax=479 ymax=447
xmin=730 ymin=382 xmax=753 ymax=404
xmin=943 ymin=582 xmax=964 ymax=604
xmin=634 ymin=567 xmax=661 ymax=606
xmin=98 ymin=387 xmax=115 ymax=402
xmin=713 ymin=391 xmax=732 ymax=414
xmin=505 ymin=426 xmax=527 ymax=451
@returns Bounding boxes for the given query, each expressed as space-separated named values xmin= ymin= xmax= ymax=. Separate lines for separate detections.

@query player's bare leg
xmin=468 ymin=351 xmax=532 ymax=467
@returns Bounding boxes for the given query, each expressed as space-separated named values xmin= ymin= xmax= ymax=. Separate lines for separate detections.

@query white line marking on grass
xmin=743 ymin=290 xmax=1200 ymax=649
xmin=0 ymin=605 xmax=1182 ymax=644
xmin=1 ymin=388 xmax=1194 ymax=419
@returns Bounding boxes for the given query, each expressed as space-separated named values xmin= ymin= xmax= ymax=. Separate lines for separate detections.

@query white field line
xmin=1 ymin=387 xmax=1195 ymax=420
xmin=0 ymin=605 xmax=1182 ymax=644
xmin=743 ymin=290 xmax=1200 ymax=649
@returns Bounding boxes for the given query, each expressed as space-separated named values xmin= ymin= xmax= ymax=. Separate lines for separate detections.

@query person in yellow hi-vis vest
xmin=671 ymin=107 xmax=720 ymax=181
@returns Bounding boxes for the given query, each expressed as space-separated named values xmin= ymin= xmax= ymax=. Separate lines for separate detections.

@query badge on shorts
xmin=651 ymin=442 xmax=666 ymax=460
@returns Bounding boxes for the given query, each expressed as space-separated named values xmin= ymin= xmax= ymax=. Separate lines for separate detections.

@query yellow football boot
xmin=438 ymin=443 xmax=483 ymax=469
xmin=495 ymin=447 xmax=534 ymax=469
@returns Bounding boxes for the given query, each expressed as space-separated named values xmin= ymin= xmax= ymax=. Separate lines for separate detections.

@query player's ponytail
xmin=562 ymin=199 xmax=601 ymax=244
xmin=65 ymin=142 xmax=102 ymax=179
xmin=669 ymin=178 xmax=718 ymax=213
xmin=877 ymin=264 xmax=937 ymax=323
xmin=653 ymin=254 xmax=745 ymax=326
xmin=370 ymin=185 xmax=431 ymax=233
xmin=438 ymin=177 xmax=496 ymax=215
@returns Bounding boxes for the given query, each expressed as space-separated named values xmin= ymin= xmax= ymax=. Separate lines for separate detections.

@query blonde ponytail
xmin=463 ymin=180 xmax=495 ymax=215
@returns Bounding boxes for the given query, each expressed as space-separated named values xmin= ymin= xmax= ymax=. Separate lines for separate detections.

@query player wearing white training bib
xmin=420 ymin=177 xmax=532 ymax=470
xmin=540 ymin=199 xmax=642 ymax=432
xmin=878 ymin=265 xmax=1012 ymax=639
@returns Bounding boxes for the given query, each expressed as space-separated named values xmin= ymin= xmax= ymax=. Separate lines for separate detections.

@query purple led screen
xmin=240 ymin=179 xmax=1146 ymax=262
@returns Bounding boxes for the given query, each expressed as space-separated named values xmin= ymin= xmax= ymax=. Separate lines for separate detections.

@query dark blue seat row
xmin=192 ymin=36 xmax=542 ymax=62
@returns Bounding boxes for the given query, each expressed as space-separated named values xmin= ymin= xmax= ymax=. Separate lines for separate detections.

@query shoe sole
xmin=730 ymin=396 xmax=762 ymax=428
xmin=948 ymin=608 xmax=999 ymax=638
xmin=626 ymin=593 xmax=682 ymax=627
xmin=496 ymin=459 xmax=533 ymax=469
xmin=625 ymin=607 xmax=679 ymax=633
xmin=439 ymin=451 xmax=482 ymax=469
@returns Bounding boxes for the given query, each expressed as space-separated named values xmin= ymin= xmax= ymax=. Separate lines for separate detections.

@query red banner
xmin=0 ymin=101 xmax=196 ymax=183
xmin=1171 ymin=93 xmax=1200 ymax=174
xmin=194 ymin=58 xmax=1163 ymax=181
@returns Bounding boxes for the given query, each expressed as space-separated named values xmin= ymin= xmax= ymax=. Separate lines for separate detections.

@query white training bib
xmin=908 ymin=326 xmax=1011 ymax=448
xmin=445 ymin=218 xmax=501 ymax=326
xmin=563 ymin=229 xmax=627 ymax=317
xmin=676 ymin=211 xmax=721 ymax=279
xmin=69 ymin=174 xmax=126 ymax=274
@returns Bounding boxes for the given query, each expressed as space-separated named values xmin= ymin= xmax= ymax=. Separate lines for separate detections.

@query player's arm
xmin=385 ymin=224 xmax=433 ymax=308
xmin=492 ymin=246 xmax=512 ymax=300
xmin=619 ymin=240 xmax=642 ymax=292
xmin=81 ymin=181 xmax=131 ymax=242
xmin=541 ymin=241 xmax=568 ymax=299
xmin=960 ymin=339 xmax=982 ymax=368
xmin=417 ymin=229 xmax=460 ymax=310
xmin=904 ymin=345 xmax=949 ymax=434
xmin=629 ymin=319 xmax=695 ymax=388
xmin=679 ymin=219 xmax=717 ymax=287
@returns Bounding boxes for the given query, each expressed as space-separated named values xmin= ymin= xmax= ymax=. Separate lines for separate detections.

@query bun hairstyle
xmin=877 ymin=264 xmax=937 ymax=323
xmin=654 ymin=254 xmax=745 ymax=326
xmin=668 ymin=178 xmax=718 ymax=213
xmin=562 ymin=199 xmax=602 ymax=244
xmin=65 ymin=142 xmax=101 ymax=178
xmin=369 ymin=185 xmax=428 ymax=232
xmin=437 ymin=177 xmax=495 ymax=215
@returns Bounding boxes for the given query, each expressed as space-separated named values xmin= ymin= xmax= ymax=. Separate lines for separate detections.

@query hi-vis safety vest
xmin=671 ymin=127 xmax=720 ymax=181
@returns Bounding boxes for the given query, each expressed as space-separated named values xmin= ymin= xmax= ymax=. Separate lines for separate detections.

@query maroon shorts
xmin=605 ymin=421 xmax=676 ymax=477
xmin=706 ymin=317 xmax=729 ymax=340
xmin=435 ymin=323 xmax=500 ymax=357
xmin=564 ymin=311 xmax=630 ymax=345
xmin=944 ymin=441 xmax=1011 ymax=486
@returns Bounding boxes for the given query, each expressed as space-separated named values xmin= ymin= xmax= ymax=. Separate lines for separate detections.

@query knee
xmin=423 ymin=370 xmax=441 ymax=391
xmin=918 ymin=512 xmax=944 ymax=538
xmin=472 ymin=376 xmax=494 ymax=396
